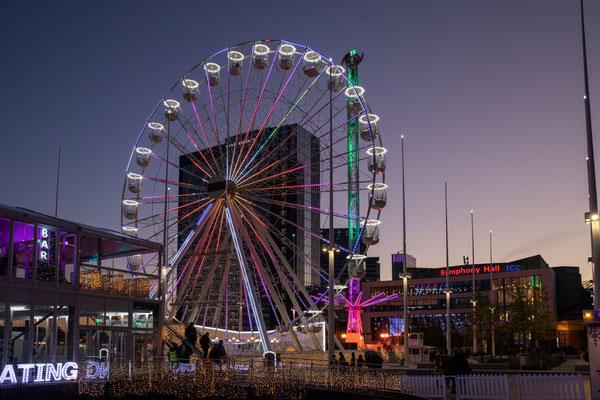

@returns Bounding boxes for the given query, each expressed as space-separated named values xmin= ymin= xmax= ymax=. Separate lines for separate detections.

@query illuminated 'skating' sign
xmin=0 ymin=361 xmax=110 ymax=384
xmin=0 ymin=362 xmax=78 ymax=384
xmin=439 ymin=264 xmax=521 ymax=277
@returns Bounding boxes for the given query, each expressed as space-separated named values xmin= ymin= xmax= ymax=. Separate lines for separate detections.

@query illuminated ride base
xmin=121 ymin=40 xmax=387 ymax=354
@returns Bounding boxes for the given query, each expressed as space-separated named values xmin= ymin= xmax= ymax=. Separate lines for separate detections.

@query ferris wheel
xmin=121 ymin=40 xmax=387 ymax=352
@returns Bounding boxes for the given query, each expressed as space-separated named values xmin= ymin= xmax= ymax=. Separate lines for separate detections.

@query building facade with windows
xmin=361 ymin=255 xmax=587 ymax=350
xmin=0 ymin=205 xmax=164 ymax=365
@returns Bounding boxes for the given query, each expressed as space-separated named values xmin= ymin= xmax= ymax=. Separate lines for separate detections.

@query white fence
xmin=399 ymin=375 xmax=446 ymax=399
xmin=456 ymin=375 xmax=510 ymax=400
xmin=516 ymin=374 xmax=585 ymax=400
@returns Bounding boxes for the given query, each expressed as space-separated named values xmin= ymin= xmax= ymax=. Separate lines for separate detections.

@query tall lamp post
xmin=580 ymin=0 xmax=600 ymax=307
xmin=489 ymin=231 xmax=496 ymax=357
xmin=444 ymin=183 xmax=451 ymax=353
xmin=579 ymin=2 xmax=600 ymax=398
xmin=471 ymin=211 xmax=477 ymax=354
xmin=401 ymin=135 xmax=410 ymax=366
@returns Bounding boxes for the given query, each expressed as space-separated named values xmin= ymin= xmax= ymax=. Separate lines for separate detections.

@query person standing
xmin=200 ymin=332 xmax=211 ymax=359
xmin=350 ymin=352 xmax=356 ymax=368
xmin=215 ymin=340 xmax=227 ymax=369
xmin=168 ymin=342 xmax=179 ymax=364
xmin=185 ymin=322 xmax=198 ymax=347
xmin=338 ymin=352 xmax=347 ymax=367
xmin=356 ymin=354 xmax=364 ymax=368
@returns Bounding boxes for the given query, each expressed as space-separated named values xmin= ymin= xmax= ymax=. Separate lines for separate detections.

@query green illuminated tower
xmin=342 ymin=50 xmax=363 ymax=277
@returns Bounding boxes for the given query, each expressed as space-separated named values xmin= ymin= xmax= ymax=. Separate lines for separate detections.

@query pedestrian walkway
xmin=550 ymin=358 xmax=589 ymax=373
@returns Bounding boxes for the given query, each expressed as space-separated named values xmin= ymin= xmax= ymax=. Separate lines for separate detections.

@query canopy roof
xmin=0 ymin=203 xmax=162 ymax=260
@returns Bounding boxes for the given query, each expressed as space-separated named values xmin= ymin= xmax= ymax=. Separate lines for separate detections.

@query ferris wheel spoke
xmin=150 ymin=152 xmax=210 ymax=183
xmin=235 ymin=88 xmax=330 ymax=186
xmin=132 ymin=198 xmax=208 ymax=230
xmin=235 ymin=94 xmax=349 ymax=184
xmin=189 ymin=98 xmax=223 ymax=174
xmin=224 ymin=69 xmax=231 ymax=180
xmin=230 ymin=42 xmax=283 ymax=179
xmin=168 ymin=202 xmax=221 ymax=309
xmin=140 ymin=174 xmax=206 ymax=192
xmin=234 ymin=197 xmax=330 ymax=282
xmin=234 ymin=67 xmax=327 ymax=182
xmin=188 ymin=228 xmax=230 ymax=324
xmin=171 ymin=112 xmax=219 ymax=176
xmin=228 ymin=203 xmax=302 ymax=349
xmin=229 ymin=47 xmax=256 ymax=180
xmin=242 ymin=209 xmax=313 ymax=311
xmin=185 ymin=210 xmax=223 ymax=317
xmin=245 ymin=179 xmax=372 ymax=194
xmin=210 ymin=254 xmax=231 ymax=329
xmin=236 ymin=195 xmax=345 ymax=253
xmin=232 ymin=50 xmax=311 ymax=181
xmin=141 ymin=198 xmax=211 ymax=244
xmin=161 ymin=131 xmax=217 ymax=179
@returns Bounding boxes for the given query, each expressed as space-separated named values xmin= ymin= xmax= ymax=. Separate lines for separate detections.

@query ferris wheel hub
xmin=206 ymin=175 xmax=237 ymax=200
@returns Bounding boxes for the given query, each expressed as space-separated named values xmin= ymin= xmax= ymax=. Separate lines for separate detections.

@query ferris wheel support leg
xmin=228 ymin=203 xmax=303 ymax=352
xmin=225 ymin=206 xmax=271 ymax=353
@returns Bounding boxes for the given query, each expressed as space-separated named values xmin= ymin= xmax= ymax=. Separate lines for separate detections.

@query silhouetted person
xmin=439 ymin=349 xmax=450 ymax=374
xmin=185 ymin=322 xmax=197 ymax=347
xmin=357 ymin=355 xmax=364 ymax=368
xmin=200 ymin=332 xmax=211 ymax=358
xmin=338 ymin=352 xmax=347 ymax=367
xmin=350 ymin=352 xmax=356 ymax=368
xmin=177 ymin=340 xmax=193 ymax=363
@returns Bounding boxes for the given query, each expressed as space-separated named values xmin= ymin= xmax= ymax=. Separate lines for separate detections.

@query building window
xmin=12 ymin=221 xmax=35 ymax=280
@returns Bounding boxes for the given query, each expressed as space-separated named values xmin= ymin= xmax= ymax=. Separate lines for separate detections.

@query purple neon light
xmin=141 ymin=174 xmax=199 ymax=189
xmin=296 ymin=252 xmax=328 ymax=283
xmin=275 ymin=200 xmax=360 ymax=220
xmin=251 ymin=252 xmax=280 ymax=326
xmin=204 ymin=60 xmax=221 ymax=148
xmin=236 ymin=89 xmax=346 ymax=183
xmin=231 ymin=41 xmax=279 ymax=179
xmin=228 ymin=43 xmax=255 ymax=180
xmin=241 ymin=265 xmax=255 ymax=331
xmin=239 ymin=196 xmax=345 ymax=251
xmin=235 ymin=48 xmax=306 ymax=180
xmin=190 ymin=98 xmax=220 ymax=174
xmin=248 ymin=221 xmax=307 ymax=311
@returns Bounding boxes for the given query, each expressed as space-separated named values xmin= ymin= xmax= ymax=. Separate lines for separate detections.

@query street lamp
xmin=490 ymin=230 xmax=495 ymax=357
xmin=471 ymin=211 xmax=477 ymax=355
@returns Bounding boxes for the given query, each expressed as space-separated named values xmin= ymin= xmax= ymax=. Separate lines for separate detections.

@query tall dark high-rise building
xmin=176 ymin=124 xmax=320 ymax=330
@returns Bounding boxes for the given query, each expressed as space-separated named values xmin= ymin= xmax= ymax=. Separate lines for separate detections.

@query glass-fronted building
xmin=360 ymin=255 xmax=584 ymax=351
xmin=0 ymin=204 xmax=164 ymax=365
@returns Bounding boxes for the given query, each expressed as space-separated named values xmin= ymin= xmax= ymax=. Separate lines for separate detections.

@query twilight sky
xmin=1 ymin=0 xmax=599 ymax=281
